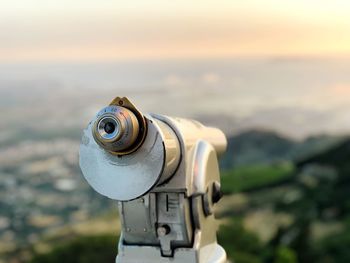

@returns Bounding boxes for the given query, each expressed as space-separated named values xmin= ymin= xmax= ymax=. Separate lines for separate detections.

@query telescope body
xmin=79 ymin=97 xmax=227 ymax=263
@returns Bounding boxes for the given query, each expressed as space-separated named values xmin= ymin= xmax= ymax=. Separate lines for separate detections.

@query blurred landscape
xmin=0 ymin=58 xmax=350 ymax=263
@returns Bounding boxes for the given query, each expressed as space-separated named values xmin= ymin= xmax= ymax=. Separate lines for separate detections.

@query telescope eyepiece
xmin=92 ymin=105 xmax=145 ymax=155
xmin=97 ymin=115 xmax=122 ymax=141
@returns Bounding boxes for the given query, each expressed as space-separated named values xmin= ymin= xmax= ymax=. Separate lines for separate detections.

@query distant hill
xmin=291 ymin=135 xmax=345 ymax=163
xmin=296 ymin=138 xmax=350 ymax=215
xmin=297 ymin=138 xmax=350 ymax=169
xmin=220 ymin=130 xmax=294 ymax=169
xmin=220 ymin=130 xmax=344 ymax=170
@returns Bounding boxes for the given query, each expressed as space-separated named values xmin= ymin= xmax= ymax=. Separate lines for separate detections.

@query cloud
xmin=330 ymin=84 xmax=350 ymax=96
xmin=1 ymin=1 xmax=350 ymax=61
xmin=201 ymin=73 xmax=221 ymax=85
xmin=163 ymin=74 xmax=188 ymax=87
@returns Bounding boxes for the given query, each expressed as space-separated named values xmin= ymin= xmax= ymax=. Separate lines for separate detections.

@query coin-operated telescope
xmin=79 ymin=97 xmax=227 ymax=263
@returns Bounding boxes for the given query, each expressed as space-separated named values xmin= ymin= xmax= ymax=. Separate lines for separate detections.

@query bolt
xmin=157 ymin=225 xmax=171 ymax=237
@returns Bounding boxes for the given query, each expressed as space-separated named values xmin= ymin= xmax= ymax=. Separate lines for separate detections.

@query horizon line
xmin=1 ymin=53 xmax=350 ymax=64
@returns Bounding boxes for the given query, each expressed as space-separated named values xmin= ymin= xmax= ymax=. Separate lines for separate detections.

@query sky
xmin=1 ymin=0 xmax=350 ymax=62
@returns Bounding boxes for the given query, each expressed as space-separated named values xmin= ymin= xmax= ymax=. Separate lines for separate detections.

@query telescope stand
xmin=116 ymin=237 xmax=226 ymax=263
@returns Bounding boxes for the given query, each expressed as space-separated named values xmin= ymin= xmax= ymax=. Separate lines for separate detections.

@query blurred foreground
xmin=1 ymin=125 xmax=349 ymax=263
xmin=1 ymin=58 xmax=350 ymax=262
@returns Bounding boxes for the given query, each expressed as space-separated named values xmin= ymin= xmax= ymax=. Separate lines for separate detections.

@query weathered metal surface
xmin=80 ymin=117 xmax=165 ymax=201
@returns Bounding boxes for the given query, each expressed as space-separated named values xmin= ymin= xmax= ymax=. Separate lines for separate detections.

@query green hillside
xmin=221 ymin=162 xmax=295 ymax=194
xmin=220 ymin=130 xmax=342 ymax=170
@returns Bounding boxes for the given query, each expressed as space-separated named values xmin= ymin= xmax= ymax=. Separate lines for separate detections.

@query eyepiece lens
xmin=93 ymin=104 xmax=144 ymax=154
xmin=96 ymin=116 xmax=121 ymax=141
xmin=104 ymin=122 xmax=116 ymax=134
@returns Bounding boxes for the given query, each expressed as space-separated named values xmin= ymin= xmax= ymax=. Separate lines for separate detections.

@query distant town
xmin=0 ymin=137 xmax=114 ymax=260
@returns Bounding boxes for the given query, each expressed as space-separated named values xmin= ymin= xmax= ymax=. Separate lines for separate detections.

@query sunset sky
xmin=1 ymin=0 xmax=350 ymax=62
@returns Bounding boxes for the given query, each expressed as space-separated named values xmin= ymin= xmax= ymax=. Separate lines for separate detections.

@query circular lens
xmin=97 ymin=116 xmax=121 ymax=141
xmin=92 ymin=105 xmax=143 ymax=154
xmin=104 ymin=122 xmax=115 ymax=134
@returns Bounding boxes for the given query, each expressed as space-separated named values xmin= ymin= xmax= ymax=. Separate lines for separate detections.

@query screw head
xmin=157 ymin=225 xmax=171 ymax=237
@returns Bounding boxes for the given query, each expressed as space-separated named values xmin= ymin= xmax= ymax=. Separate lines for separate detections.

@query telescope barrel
xmin=152 ymin=115 xmax=227 ymax=156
